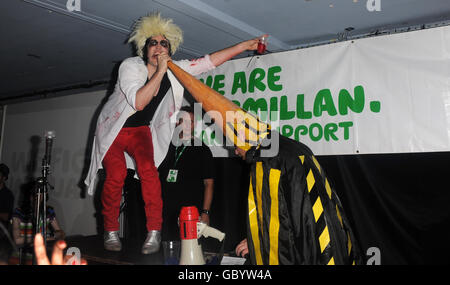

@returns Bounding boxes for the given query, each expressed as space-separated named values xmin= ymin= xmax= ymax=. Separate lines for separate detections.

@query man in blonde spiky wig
xmin=128 ymin=12 xmax=183 ymax=58
xmin=85 ymin=11 xmax=264 ymax=255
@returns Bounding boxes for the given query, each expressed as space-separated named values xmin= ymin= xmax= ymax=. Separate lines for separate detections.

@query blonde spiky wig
xmin=128 ymin=12 xmax=183 ymax=57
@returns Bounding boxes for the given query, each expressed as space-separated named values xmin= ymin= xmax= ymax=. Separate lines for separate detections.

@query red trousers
xmin=102 ymin=126 xmax=162 ymax=232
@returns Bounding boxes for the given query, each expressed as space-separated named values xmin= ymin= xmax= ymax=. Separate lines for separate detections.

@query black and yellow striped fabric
xmin=246 ymin=133 xmax=362 ymax=265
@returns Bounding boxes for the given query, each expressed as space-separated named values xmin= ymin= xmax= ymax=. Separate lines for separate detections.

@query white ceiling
xmin=1 ymin=0 xmax=449 ymax=102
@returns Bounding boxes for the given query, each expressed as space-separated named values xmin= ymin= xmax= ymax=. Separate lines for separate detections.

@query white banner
xmin=195 ymin=26 xmax=450 ymax=156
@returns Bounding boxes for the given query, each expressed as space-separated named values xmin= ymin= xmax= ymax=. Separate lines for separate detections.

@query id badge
xmin=166 ymin=169 xmax=178 ymax=182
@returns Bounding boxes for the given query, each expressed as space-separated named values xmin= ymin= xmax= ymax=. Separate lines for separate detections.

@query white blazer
xmin=84 ymin=55 xmax=215 ymax=195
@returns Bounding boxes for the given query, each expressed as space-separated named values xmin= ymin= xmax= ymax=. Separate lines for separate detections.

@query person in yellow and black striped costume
xmin=235 ymin=132 xmax=363 ymax=265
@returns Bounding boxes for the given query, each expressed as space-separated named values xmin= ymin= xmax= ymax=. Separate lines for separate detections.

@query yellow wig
xmin=128 ymin=12 xmax=183 ymax=57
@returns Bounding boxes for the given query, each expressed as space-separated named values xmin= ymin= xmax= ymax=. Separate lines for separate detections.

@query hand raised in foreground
xmin=34 ymin=233 xmax=87 ymax=265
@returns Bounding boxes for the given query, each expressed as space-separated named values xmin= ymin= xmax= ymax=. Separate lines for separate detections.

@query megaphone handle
xmin=202 ymin=225 xmax=225 ymax=241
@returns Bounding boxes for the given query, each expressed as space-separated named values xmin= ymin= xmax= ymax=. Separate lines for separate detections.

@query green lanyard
xmin=173 ymin=145 xmax=187 ymax=168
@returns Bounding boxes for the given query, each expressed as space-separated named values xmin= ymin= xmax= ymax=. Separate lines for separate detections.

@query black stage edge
xmin=62 ymin=234 xmax=226 ymax=265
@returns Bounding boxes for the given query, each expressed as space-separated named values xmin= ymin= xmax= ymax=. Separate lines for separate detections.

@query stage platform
xmin=63 ymin=235 xmax=225 ymax=265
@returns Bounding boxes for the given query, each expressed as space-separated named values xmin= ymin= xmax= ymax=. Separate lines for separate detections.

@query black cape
xmin=245 ymin=132 xmax=363 ymax=265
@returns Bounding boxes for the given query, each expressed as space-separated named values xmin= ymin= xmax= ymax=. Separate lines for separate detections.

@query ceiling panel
xmin=1 ymin=0 xmax=449 ymax=102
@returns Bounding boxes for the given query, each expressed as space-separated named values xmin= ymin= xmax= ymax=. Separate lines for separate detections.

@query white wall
xmin=1 ymin=89 xmax=107 ymax=236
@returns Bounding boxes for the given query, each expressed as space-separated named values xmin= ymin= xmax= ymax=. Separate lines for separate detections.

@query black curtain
xmin=316 ymin=152 xmax=450 ymax=265
xmin=204 ymin=157 xmax=250 ymax=253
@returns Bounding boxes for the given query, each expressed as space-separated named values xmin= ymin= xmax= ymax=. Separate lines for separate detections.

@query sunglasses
xmin=148 ymin=39 xmax=170 ymax=49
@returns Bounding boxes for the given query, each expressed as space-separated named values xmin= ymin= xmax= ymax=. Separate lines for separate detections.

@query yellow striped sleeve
xmin=312 ymin=197 xmax=324 ymax=222
xmin=255 ymin=162 xmax=264 ymax=228
xmin=319 ymin=226 xmax=331 ymax=253
xmin=248 ymin=178 xmax=263 ymax=265
xmin=268 ymin=169 xmax=281 ymax=265
xmin=306 ymin=169 xmax=315 ymax=192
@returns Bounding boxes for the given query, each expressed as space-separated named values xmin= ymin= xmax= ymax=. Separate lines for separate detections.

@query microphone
xmin=44 ymin=131 xmax=56 ymax=165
